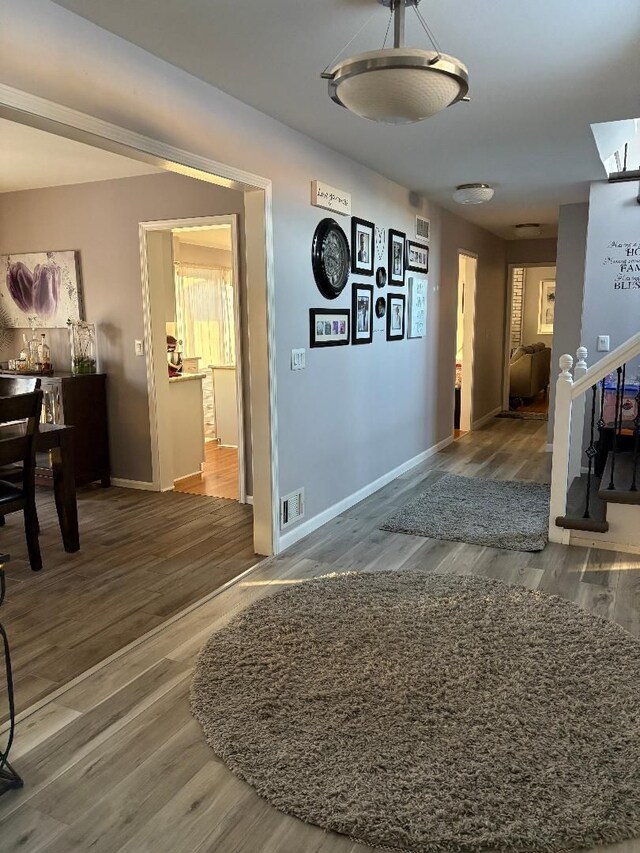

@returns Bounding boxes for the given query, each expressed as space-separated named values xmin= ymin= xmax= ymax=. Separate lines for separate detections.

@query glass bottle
xmin=37 ymin=333 xmax=51 ymax=371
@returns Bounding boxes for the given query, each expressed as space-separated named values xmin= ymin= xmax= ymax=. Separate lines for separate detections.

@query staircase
xmin=549 ymin=332 xmax=640 ymax=553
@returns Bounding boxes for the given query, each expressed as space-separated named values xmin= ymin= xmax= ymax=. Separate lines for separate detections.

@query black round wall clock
xmin=312 ymin=218 xmax=351 ymax=300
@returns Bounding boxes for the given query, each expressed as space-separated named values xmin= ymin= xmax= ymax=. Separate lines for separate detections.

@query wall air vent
xmin=280 ymin=488 xmax=305 ymax=529
xmin=415 ymin=215 xmax=430 ymax=241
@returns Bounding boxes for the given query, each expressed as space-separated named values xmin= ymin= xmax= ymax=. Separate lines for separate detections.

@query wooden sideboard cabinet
xmin=2 ymin=372 xmax=111 ymax=487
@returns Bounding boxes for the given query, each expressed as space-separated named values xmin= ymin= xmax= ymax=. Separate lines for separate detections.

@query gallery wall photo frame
xmin=386 ymin=293 xmax=406 ymax=341
xmin=388 ymin=229 xmax=406 ymax=286
xmin=407 ymin=274 xmax=427 ymax=338
xmin=351 ymin=217 xmax=375 ymax=276
xmin=351 ymin=282 xmax=374 ymax=345
xmin=406 ymin=240 xmax=429 ymax=274
xmin=309 ymin=308 xmax=350 ymax=348
xmin=537 ymin=279 xmax=556 ymax=335
xmin=416 ymin=215 xmax=431 ymax=242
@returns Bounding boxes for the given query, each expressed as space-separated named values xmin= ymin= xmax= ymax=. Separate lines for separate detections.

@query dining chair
xmin=0 ymin=391 xmax=44 ymax=571
xmin=0 ymin=377 xmax=41 ymax=396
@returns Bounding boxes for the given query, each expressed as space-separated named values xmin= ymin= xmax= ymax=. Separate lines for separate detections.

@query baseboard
xmin=569 ymin=532 xmax=640 ymax=556
xmin=246 ymin=495 xmax=254 ymax=505
xmin=278 ymin=434 xmax=454 ymax=552
xmin=110 ymin=477 xmax=158 ymax=491
xmin=173 ymin=470 xmax=202 ymax=485
xmin=471 ymin=406 xmax=501 ymax=430
xmin=545 ymin=443 xmax=553 ymax=453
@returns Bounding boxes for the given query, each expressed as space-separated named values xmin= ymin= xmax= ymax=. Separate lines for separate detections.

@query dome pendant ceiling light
xmin=453 ymin=183 xmax=495 ymax=204
xmin=322 ymin=0 xmax=469 ymax=125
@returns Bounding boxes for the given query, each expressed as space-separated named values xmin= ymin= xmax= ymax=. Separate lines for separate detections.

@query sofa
xmin=509 ymin=343 xmax=551 ymax=402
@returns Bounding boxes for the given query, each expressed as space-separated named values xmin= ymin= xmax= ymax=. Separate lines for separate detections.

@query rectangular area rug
xmin=381 ymin=474 xmax=550 ymax=551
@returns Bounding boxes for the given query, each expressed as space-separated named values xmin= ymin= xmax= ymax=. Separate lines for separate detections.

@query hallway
xmin=1 ymin=418 xmax=638 ymax=852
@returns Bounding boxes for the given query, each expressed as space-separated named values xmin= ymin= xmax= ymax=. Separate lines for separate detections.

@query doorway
xmin=142 ymin=216 xmax=247 ymax=504
xmin=503 ymin=264 xmax=556 ymax=419
xmin=454 ymin=252 xmax=477 ymax=435
xmin=169 ymin=221 xmax=245 ymax=502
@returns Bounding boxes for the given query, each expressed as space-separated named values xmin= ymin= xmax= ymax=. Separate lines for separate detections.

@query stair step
xmin=556 ymin=473 xmax=609 ymax=533
xmin=598 ymin=451 xmax=640 ymax=505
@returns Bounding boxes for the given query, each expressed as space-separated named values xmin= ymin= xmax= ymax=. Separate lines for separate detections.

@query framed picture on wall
xmin=1 ymin=250 xmax=84 ymax=328
xmin=351 ymin=283 xmax=374 ymax=345
xmin=309 ymin=308 xmax=350 ymax=347
xmin=351 ymin=217 xmax=375 ymax=276
xmin=386 ymin=293 xmax=405 ymax=341
xmin=388 ymin=229 xmax=406 ymax=285
xmin=407 ymin=274 xmax=427 ymax=338
xmin=537 ymin=279 xmax=556 ymax=334
xmin=406 ymin=240 xmax=429 ymax=274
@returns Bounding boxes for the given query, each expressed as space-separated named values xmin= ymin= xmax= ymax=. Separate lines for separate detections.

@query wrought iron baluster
xmin=0 ymin=555 xmax=23 ymax=795
xmin=583 ymin=385 xmax=598 ymax=518
xmin=608 ymin=365 xmax=624 ymax=490
xmin=631 ymin=385 xmax=640 ymax=492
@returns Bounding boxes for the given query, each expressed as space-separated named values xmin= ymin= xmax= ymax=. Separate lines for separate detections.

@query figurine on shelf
xmin=167 ymin=335 xmax=183 ymax=378
xmin=68 ymin=319 xmax=97 ymax=374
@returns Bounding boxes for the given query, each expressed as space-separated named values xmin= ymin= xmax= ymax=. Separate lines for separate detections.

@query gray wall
xmin=0 ymin=172 xmax=244 ymax=482
xmin=547 ymin=202 xmax=589 ymax=442
xmin=1 ymin=0 xmax=508 ymax=526
xmin=522 ymin=266 xmax=555 ymax=349
xmin=506 ymin=238 xmax=557 ymax=266
xmin=582 ymin=181 xmax=640 ymax=358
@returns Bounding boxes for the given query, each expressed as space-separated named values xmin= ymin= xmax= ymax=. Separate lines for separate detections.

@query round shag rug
xmin=191 ymin=572 xmax=640 ymax=853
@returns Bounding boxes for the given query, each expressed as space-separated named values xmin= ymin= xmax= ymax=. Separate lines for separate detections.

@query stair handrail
xmin=571 ymin=331 xmax=640 ymax=398
xmin=550 ymin=331 xmax=640 ymax=544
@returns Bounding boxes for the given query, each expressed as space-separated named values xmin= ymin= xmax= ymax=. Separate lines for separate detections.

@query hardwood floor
xmin=174 ymin=442 xmax=239 ymax=500
xmin=1 ymin=418 xmax=639 ymax=853
xmin=512 ymin=389 xmax=549 ymax=414
xmin=0 ymin=485 xmax=255 ymax=719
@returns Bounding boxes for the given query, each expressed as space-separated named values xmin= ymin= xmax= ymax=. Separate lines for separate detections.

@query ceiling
xmin=0 ymin=118 xmax=161 ymax=193
xmin=52 ymin=0 xmax=640 ymax=238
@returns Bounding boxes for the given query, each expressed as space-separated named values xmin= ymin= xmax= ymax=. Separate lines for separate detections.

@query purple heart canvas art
xmin=1 ymin=251 xmax=82 ymax=328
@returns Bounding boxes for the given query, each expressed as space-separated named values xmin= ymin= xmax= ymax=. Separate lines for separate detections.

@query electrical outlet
xmin=134 ymin=339 xmax=144 ymax=356
xmin=597 ymin=335 xmax=610 ymax=352
xmin=291 ymin=348 xmax=306 ymax=370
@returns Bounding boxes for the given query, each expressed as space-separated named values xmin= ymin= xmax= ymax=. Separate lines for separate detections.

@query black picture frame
xmin=388 ymin=229 xmax=406 ymax=285
xmin=351 ymin=283 xmax=374 ymax=345
xmin=386 ymin=293 xmax=406 ymax=341
xmin=406 ymin=239 xmax=429 ymax=274
xmin=311 ymin=218 xmax=351 ymax=300
xmin=375 ymin=266 xmax=387 ymax=288
xmin=351 ymin=217 xmax=375 ymax=276
xmin=309 ymin=308 xmax=350 ymax=348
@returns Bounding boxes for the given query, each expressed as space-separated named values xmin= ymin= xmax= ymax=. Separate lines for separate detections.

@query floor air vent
xmin=280 ymin=489 xmax=304 ymax=529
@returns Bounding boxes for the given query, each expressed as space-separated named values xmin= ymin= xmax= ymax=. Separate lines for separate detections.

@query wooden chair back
xmin=0 ymin=376 xmax=41 ymax=396
xmin=0 ymin=392 xmax=43 ymax=493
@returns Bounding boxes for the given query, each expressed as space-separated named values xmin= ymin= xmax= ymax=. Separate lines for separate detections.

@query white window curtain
xmin=174 ymin=264 xmax=235 ymax=367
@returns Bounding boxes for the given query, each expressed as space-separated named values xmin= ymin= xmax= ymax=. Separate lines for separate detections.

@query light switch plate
xmin=597 ymin=335 xmax=610 ymax=352
xmin=134 ymin=339 xmax=145 ymax=356
xmin=291 ymin=348 xmax=306 ymax=370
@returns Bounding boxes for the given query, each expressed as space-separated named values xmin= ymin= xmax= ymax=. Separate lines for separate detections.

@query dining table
xmin=36 ymin=423 xmax=80 ymax=553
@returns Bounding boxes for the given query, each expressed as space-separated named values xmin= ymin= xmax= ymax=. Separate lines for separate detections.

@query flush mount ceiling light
xmin=322 ymin=0 xmax=469 ymax=125
xmin=453 ymin=183 xmax=494 ymax=205
xmin=515 ymin=223 xmax=542 ymax=238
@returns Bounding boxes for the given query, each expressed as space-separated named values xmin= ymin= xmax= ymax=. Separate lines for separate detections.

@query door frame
xmin=0 ymin=83 xmax=279 ymax=555
xmin=456 ymin=250 xmax=478 ymax=433
xmin=140 ymin=214 xmax=247 ymax=504
xmin=502 ymin=262 xmax=556 ymax=412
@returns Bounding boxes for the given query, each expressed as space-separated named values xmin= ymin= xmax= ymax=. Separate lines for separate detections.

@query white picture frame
xmin=407 ymin=274 xmax=427 ymax=338
xmin=537 ymin=279 xmax=555 ymax=334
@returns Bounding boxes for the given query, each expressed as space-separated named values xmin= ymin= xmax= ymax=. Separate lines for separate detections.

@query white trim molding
xmin=110 ymin=478 xmax=157 ymax=491
xmin=279 ymin=435 xmax=454 ymax=552
xmin=471 ymin=406 xmax=502 ymax=430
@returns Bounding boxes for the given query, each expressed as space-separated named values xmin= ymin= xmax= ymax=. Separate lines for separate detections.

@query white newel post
xmin=568 ymin=346 xmax=588 ymax=482
xmin=549 ymin=354 xmax=574 ymax=543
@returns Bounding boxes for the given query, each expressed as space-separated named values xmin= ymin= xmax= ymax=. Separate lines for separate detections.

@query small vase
xmin=69 ymin=321 xmax=97 ymax=375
